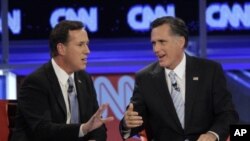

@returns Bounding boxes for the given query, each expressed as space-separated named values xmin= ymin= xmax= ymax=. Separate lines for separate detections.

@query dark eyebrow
xmin=158 ymin=39 xmax=166 ymax=42
xmin=153 ymin=39 xmax=167 ymax=43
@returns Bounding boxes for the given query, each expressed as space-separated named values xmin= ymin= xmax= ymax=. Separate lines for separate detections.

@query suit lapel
xmin=45 ymin=62 xmax=67 ymax=117
xmin=185 ymin=55 xmax=199 ymax=129
xmin=151 ymin=64 xmax=183 ymax=132
xmin=74 ymin=72 xmax=88 ymax=122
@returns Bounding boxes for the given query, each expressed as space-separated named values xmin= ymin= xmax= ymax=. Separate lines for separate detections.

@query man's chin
xmin=82 ymin=66 xmax=87 ymax=70
xmin=77 ymin=65 xmax=86 ymax=71
xmin=159 ymin=62 xmax=165 ymax=67
xmin=159 ymin=62 xmax=169 ymax=68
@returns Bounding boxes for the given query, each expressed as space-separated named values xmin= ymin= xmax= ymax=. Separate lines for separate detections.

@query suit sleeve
xmin=209 ymin=63 xmax=239 ymax=140
xmin=119 ymin=73 xmax=146 ymax=139
xmin=18 ymin=75 xmax=80 ymax=141
xmin=84 ymin=74 xmax=107 ymax=141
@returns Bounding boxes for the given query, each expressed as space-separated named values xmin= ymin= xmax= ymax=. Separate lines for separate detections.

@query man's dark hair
xmin=49 ymin=20 xmax=84 ymax=57
xmin=150 ymin=16 xmax=189 ymax=48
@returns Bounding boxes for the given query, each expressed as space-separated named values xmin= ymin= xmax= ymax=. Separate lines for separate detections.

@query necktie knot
xmin=67 ymin=77 xmax=74 ymax=93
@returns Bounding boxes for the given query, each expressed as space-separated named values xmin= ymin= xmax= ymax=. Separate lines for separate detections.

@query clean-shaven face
xmin=63 ymin=29 xmax=90 ymax=73
xmin=151 ymin=24 xmax=185 ymax=70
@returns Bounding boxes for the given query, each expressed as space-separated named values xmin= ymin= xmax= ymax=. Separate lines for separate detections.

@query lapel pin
xmin=193 ymin=77 xmax=199 ymax=80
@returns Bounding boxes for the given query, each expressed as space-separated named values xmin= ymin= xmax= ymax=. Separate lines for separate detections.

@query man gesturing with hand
xmin=119 ymin=16 xmax=238 ymax=141
xmin=124 ymin=103 xmax=143 ymax=129
xmin=11 ymin=20 xmax=114 ymax=141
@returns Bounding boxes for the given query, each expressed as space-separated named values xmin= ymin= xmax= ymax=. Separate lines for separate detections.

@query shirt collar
xmin=51 ymin=58 xmax=74 ymax=86
xmin=165 ymin=54 xmax=186 ymax=79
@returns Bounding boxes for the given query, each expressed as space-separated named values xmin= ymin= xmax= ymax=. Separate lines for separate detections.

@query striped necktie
xmin=68 ymin=76 xmax=80 ymax=123
xmin=168 ymin=71 xmax=185 ymax=128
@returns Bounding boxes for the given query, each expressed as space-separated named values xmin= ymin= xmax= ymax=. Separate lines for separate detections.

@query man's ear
xmin=176 ymin=36 xmax=185 ymax=49
xmin=57 ymin=43 xmax=66 ymax=55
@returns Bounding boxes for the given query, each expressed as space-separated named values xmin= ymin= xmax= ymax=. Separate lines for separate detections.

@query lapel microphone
xmin=172 ymin=82 xmax=180 ymax=92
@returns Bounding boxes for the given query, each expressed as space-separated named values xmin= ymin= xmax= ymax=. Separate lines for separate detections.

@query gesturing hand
xmin=82 ymin=103 xmax=114 ymax=134
xmin=124 ymin=103 xmax=143 ymax=129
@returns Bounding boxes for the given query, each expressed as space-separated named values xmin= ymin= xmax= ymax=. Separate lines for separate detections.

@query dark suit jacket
xmin=120 ymin=55 xmax=238 ymax=141
xmin=11 ymin=61 xmax=106 ymax=141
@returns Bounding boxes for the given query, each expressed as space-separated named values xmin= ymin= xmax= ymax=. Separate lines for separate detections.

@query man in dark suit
xmin=120 ymin=16 xmax=238 ymax=141
xmin=11 ymin=20 xmax=113 ymax=141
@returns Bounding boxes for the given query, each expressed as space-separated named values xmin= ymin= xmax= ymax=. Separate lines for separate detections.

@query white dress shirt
xmin=123 ymin=53 xmax=219 ymax=140
xmin=165 ymin=54 xmax=186 ymax=102
xmin=51 ymin=59 xmax=85 ymax=137
xmin=165 ymin=54 xmax=219 ymax=140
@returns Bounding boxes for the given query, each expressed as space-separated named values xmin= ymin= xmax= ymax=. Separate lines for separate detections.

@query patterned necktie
xmin=168 ymin=71 xmax=185 ymax=128
xmin=68 ymin=76 xmax=80 ymax=123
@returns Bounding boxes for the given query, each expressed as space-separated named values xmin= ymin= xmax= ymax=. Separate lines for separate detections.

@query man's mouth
xmin=82 ymin=58 xmax=87 ymax=61
xmin=158 ymin=54 xmax=165 ymax=59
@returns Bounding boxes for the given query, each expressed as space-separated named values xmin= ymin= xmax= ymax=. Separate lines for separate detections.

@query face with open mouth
xmin=151 ymin=24 xmax=185 ymax=70
xmin=62 ymin=29 xmax=90 ymax=74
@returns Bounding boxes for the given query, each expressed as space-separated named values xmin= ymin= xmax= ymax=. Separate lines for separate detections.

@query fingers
xmin=82 ymin=103 xmax=114 ymax=134
xmin=94 ymin=103 xmax=114 ymax=123
xmin=102 ymin=116 xmax=114 ymax=123
xmin=94 ymin=103 xmax=108 ymax=119
xmin=124 ymin=103 xmax=143 ymax=128
xmin=96 ymin=103 xmax=108 ymax=116
xmin=125 ymin=115 xmax=143 ymax=128
xmin=128 ymin=103 xmax=134 ymax=112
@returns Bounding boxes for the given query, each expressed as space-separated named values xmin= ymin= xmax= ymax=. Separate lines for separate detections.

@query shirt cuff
xmin=79 ymin=124 xmax=85 ymax=137
xmin=208 ymin=131 xmax=219 ymax=141
xmin=122 ymin=129 xmax=131 ymax=139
